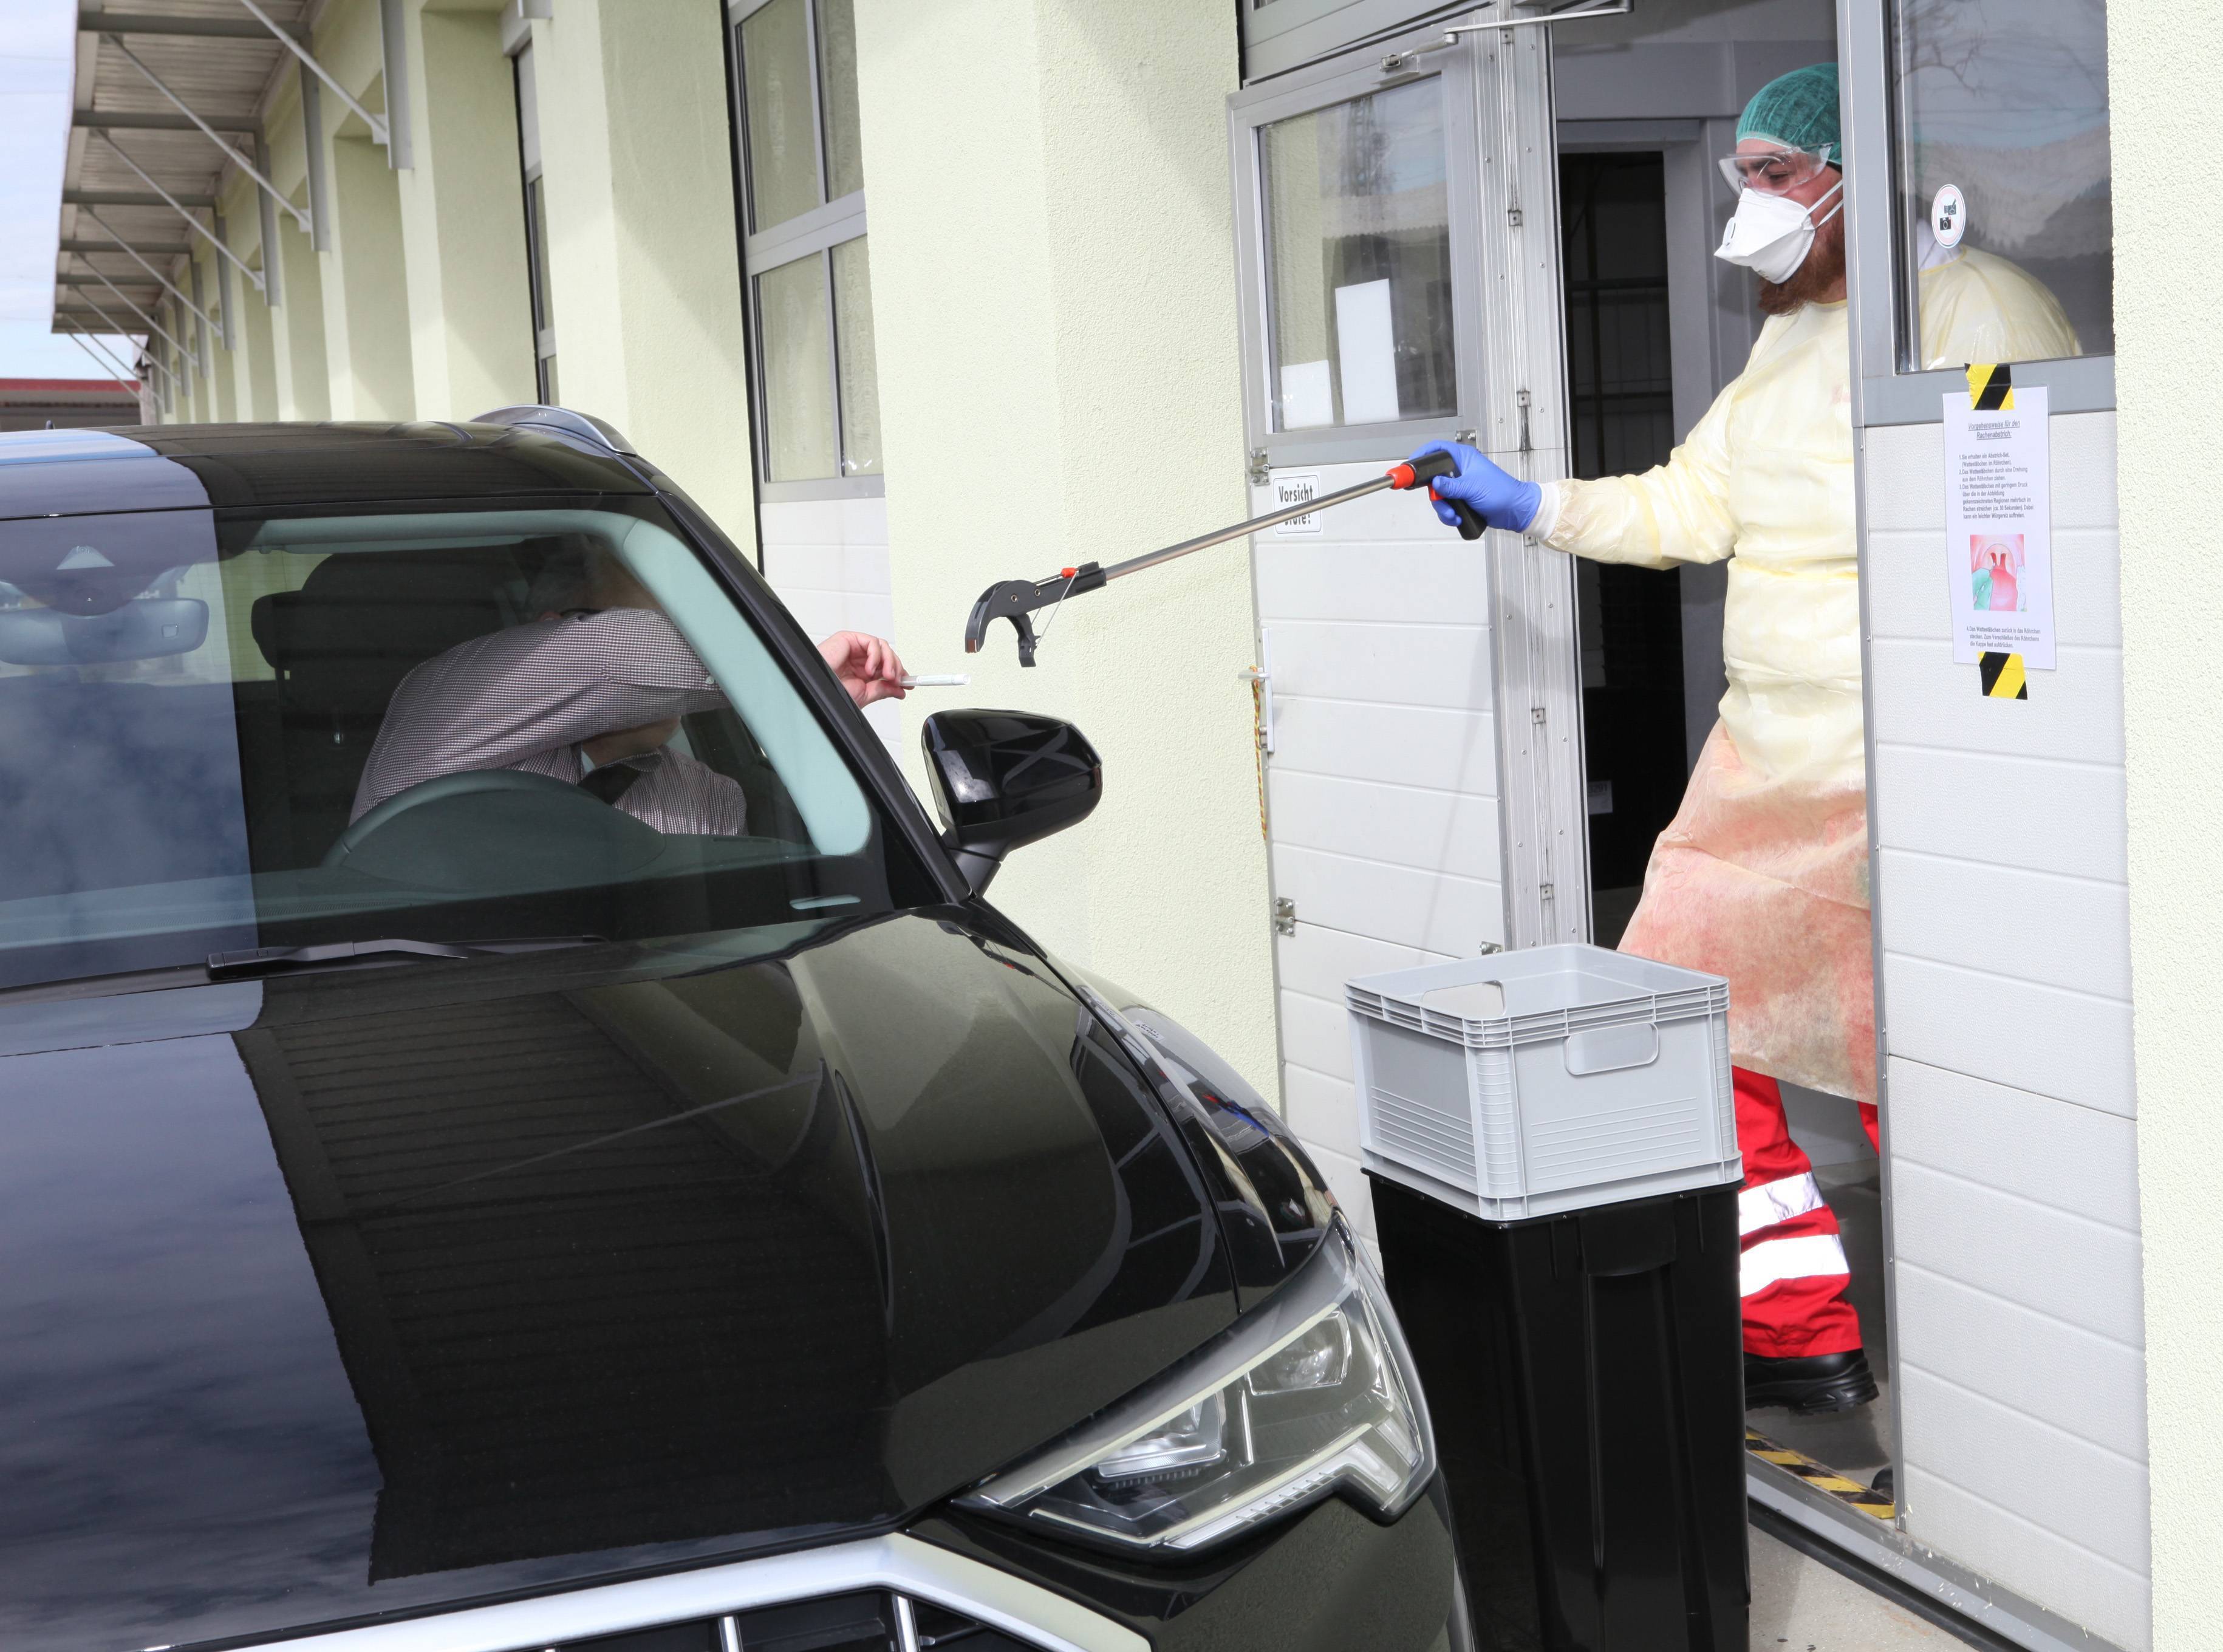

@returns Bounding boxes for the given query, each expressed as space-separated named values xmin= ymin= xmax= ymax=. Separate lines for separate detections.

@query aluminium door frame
xmin=1227 ymin=14 xmax=1592 ymax=954
xmin=1738 ymin=5 xmax=2133 ymax=1651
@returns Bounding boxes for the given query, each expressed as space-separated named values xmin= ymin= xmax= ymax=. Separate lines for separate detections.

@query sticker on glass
xmin=1930 ymin=184 xmax=1966 ymax=250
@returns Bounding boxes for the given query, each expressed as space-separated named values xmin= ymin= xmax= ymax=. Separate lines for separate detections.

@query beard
xmin=1757 ymin=205 xmax=1846 ymax=315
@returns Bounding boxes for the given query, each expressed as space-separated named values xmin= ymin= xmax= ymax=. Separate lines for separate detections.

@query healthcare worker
xmin=1415 ymin=64 xmax=2075 ymax=1415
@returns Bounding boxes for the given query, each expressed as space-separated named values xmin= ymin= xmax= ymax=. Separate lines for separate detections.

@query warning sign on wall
xmin=1943 ymin=373 xmax=2054 ymax=670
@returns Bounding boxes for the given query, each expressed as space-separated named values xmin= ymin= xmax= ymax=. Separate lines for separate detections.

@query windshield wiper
xmin=207 ymin=935 xmax=604 ymax=978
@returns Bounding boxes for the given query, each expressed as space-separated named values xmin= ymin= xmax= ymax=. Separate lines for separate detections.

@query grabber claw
xmin=964 ymin=564 xmax=1107 ymax=667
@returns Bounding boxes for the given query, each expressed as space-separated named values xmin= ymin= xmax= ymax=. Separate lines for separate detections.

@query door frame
xmin=1227 ymin=16 xmax=1591 ymax=953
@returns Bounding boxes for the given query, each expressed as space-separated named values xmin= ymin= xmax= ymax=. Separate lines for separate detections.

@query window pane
xmin=527 ymin=175 xmax=553 ymax=333
xmin=0 ymin=502 xmax=893 ymax=989
xmin=758 ymin=254 xmax=838 ymax=481
xmin=741 ymin=0 xmax=821 ymax=233
xmin=1258 ymin=78 xmax=1455 ymax=432
xmin=830 ymin=236 xmax=881 ymax=476
xmin=1891 ymin=0 xmax=2110 ymax=368
xmin=818 ymin=0 xmax=864 ymax=201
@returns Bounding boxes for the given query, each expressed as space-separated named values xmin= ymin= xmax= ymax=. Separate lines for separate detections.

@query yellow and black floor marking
xmin=1978 ymin=650 xmax=2027 ymax=699
xmin=1746 ymin=1429 xmax=1895 ymax=1521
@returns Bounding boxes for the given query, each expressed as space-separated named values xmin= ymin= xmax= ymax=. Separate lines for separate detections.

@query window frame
xmin=1228 ymin=48 xmax=1483 ymax=471
xmin=513 ymin=39 xmax=558 ymax=403
xmin=1840 ymin=0 xmax=2115 ymax=428
xmin=727 ymin=0 xmax=882 ymax=503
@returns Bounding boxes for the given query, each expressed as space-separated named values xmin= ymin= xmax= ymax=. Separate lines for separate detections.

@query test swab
xmin=900 ymin=673 xmax=970 ymax=688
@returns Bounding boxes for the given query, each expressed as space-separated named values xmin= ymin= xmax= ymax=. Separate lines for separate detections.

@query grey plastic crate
xmin=1348 ymin=944 xmax=1739 ymax=1220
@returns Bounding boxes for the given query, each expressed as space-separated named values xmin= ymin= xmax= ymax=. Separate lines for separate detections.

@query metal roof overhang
xmin=54 ymin=1 xmax=406 ymax=403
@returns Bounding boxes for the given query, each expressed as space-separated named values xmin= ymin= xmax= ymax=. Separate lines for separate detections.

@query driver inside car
xmin=350 ymin=542 xmax=907 ymax=836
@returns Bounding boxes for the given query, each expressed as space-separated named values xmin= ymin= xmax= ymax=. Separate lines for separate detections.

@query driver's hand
xmin=819 ymin=631 xmax=907 ymax=708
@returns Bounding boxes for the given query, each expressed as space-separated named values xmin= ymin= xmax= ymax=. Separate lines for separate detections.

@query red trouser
xmin=1735 ymin=1067 xmax=1877 ymax=1359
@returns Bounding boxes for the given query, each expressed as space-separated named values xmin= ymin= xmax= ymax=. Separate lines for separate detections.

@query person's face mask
xmin=1714 ymin=176 xmax=1843 ymax=283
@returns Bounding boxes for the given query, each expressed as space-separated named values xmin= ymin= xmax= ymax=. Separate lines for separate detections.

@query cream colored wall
xmin=2113 ymin=5 xmax=2223 ymax=1647
xmin=525 ymin=0 xmax=759 ymax=547
xmin=852 ymin=0 xmax=1278 ymax=1092
xmin=395 ymin=3 xmax=537 ymax=418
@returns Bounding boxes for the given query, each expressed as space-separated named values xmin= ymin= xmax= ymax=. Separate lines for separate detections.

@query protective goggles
xmin=1717 ymin=143 xmax=1838 ymax=194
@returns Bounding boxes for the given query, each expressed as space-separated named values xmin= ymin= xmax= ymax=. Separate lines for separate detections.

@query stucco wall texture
xmin=852 ymin=0 xmax=1280 ymax=1094
xmin=2114 ymin=5 xmax=2223 ymax=1646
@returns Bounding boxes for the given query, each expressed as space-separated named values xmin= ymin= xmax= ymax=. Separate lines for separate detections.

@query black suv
xmin=0 ymin=412 xmax=1464 ymax=1652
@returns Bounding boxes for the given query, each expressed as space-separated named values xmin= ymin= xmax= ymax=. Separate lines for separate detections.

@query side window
xmin=729 ymin=0 xmax=883 ymax=494
xmin=1258 ymin=77 xmax=1456 ymax=434
xmin=514 ymin=42 xmax=559 ymax=401
xmin=1889 ymin=0 xmax=2111 ymax=370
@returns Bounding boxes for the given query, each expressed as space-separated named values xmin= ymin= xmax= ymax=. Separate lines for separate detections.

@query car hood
xmin=0 ymin=913 xmax=1241 ymax=1652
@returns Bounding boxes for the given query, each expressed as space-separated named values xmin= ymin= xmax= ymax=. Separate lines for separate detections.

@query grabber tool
xmin=965 ymin=449 xmax=1485 ymax=666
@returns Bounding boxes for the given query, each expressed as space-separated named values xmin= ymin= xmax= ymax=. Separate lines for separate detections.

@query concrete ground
xmin=1751 ymin=1524 xmax=1970 ymax=1648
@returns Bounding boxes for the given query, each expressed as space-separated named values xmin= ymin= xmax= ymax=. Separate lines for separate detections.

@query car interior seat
xmin=249 ymin=550 xmax=516 ymax=865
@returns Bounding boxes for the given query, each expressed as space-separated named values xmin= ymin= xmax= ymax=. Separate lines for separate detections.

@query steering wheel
xmin=324 ymin=768 xmax=667 ymax=890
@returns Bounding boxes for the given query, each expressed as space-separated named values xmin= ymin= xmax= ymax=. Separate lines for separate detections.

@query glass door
xmin=1226 ymin=20 xmax=1583 ymax=1236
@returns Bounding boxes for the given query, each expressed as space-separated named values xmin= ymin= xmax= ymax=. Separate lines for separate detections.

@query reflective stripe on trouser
xmin=1735 ymin=1065 xmax=1862 ymax=1359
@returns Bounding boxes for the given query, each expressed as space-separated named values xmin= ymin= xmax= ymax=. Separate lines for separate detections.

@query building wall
xmin=851 ymin=0 xmax=1279 ymax=1094
xmin=2111 ymin=8 xmax=2223 ymax=1650
xmin=1866 ymin=411 xmax=2148 ymax=1650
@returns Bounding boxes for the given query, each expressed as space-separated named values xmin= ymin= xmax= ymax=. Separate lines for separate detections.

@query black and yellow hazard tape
xmin=1978 ymin=650 xmax=2027 ymax=699
xmin=1967 ymin=365 xmax=2028 ymax=700
xmin=1746 ymin=1429 xmax=1896 ymax=1521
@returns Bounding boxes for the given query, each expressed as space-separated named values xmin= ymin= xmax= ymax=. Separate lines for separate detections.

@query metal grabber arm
xmin=965 ymin=449 xmax=1485 ymax=666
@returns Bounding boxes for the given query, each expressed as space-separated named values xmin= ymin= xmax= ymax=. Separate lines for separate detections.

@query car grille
xmin=556 ymin=1591 xmax=1039 ymax=1652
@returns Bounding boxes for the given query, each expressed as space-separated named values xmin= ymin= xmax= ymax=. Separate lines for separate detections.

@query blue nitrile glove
xmin=1409 ymin=440 xmax=1542 ymax=533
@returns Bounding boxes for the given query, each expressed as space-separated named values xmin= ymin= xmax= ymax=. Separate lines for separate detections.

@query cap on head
xmin=1738 ymin=62 xmax=1841 ymax=166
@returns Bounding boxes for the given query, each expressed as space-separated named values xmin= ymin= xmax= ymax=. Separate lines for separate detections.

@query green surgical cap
xmin=1737 ymin=63 xmax=1841 ymax=164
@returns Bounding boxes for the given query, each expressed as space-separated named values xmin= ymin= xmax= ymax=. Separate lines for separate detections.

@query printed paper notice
xmin=1944 ymin=383 xmax=2053 ymax=668
xmin=1272 ymin=473 xmax=1322 ymax=534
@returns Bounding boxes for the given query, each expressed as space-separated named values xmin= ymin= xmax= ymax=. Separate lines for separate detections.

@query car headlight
xmin=957 ymin=1221 xmax=1433 ymax=1552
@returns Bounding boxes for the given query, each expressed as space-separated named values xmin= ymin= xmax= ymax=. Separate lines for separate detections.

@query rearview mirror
xmin=921 ymin=709 xmax=1102 ymax=893
xmin=0 ymin=597 xmax=208 ymax=666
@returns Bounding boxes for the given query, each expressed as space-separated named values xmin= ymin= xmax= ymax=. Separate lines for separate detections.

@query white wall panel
xmin=1878 ymin=848 xmax=2132 ymax=1000
xmin=1899 ymin=1367 xmax=2150 ymax=1575
xmin=1864 ymin=411 xmax=2147 ymax=1642
xmin=758 ymin=495 xmax=900 ymax=751
xmin=1882 ymin=954 xmax=2135 ymax=1118
xmin=1896 ymin=1268 xmax=2147 ymax=1464
xmin=1266 ymin=771 xmax=1505 ymax=882
xmin=1900 ymin=1468 xmax=2151 ymax=1652
xmin=1271 ymin=844 xmax=1501 ymax=959
xmin=1266 ymin=619 xmax=1497 ymax=712
xmin=1873 ymin=747 xmax=2128 ymax=882
xmin=1888 ymin=1059 xmax=2140 ymax=1230
xmin=1890 ymin=1159 xmax=2145 ymax=1350
xmin=1271 ymin=698 xmax=1500 ymax=794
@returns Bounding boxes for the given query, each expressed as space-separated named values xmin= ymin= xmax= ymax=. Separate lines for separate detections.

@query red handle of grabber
xmin=1385 ymin=451 xmax=1486 ymax=541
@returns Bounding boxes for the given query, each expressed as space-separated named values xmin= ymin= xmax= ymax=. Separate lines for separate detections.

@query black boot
xmin=1745 ymin=1348 xmax=1878 ymax=1415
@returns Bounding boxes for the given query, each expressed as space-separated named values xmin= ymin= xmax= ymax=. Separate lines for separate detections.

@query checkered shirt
xmin=350 ymin=606 xmax=748 ymax=836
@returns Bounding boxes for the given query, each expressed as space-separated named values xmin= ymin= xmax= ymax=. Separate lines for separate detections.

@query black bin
xmin=1370 ymin=1173 xmax=1746 ymax=1652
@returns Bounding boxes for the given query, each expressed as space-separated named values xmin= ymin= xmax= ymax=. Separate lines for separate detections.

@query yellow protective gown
xmin=1541 ymin=247 xmax=2075 ymax=1102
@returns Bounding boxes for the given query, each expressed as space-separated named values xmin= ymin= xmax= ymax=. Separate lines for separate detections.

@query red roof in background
xmin=0 ymin=378 xmax=139 ymax=394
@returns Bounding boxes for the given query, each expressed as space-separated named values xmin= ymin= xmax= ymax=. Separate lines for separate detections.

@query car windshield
xmin=0 ymin=497 xmax=925 ymax=990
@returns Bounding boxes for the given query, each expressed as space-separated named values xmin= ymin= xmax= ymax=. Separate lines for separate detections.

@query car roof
xmin=0 ymin=420 xmax=654 ymax=522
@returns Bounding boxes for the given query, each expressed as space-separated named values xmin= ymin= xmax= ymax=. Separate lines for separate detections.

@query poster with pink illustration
xmin=1942 ymin=383 xmax=2054 ymax=669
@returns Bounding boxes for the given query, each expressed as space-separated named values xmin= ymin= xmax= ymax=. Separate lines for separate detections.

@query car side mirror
xmin=921 ymin=709 xmax=1102 ymax=893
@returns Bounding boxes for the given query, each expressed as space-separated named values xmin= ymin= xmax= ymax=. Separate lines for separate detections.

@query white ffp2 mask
xmin=1714 ymin=178 xmax=1843 ymax=284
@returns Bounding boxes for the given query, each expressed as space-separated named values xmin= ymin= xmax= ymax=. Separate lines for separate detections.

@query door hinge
xmin=1478 ymin=941 xmax=1503 ymax=956
xmin=1274 ymin=897 xmax=1297 ymax=936
xmin=1248 ymin=448 xmax=1271 ymax=486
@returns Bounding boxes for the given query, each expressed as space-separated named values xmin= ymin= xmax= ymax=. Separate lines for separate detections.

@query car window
xmin=0 ymin=499 xmax=918 ymax=990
